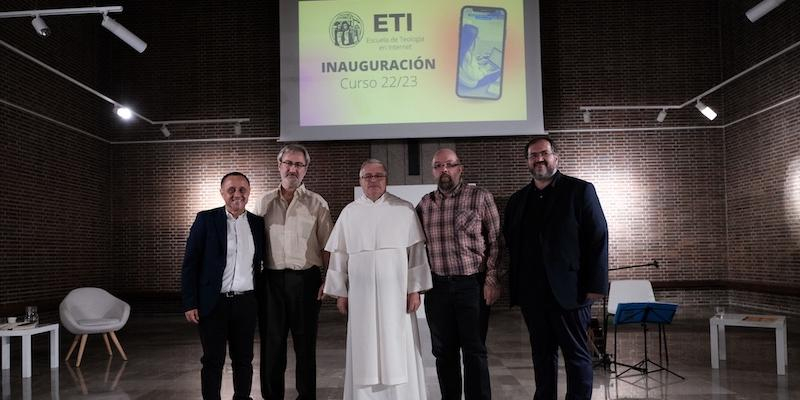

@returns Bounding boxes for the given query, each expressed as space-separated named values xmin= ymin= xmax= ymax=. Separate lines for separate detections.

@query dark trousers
xmin=259 ymin=267 xmax=321 ymax=400
xmin=520 ymin=303 xmax=593 ymax=400
xmin=198 ymin=292 xmax=258 ymax=400
xmin=425 ymin=274 xmax=491 ymax=400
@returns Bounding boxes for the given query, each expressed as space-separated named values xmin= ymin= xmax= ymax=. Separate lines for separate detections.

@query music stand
xmin=596 ymin=260 xmax=660 ymax=370
xmin=613 ymin=302 xmax=684 ymax=379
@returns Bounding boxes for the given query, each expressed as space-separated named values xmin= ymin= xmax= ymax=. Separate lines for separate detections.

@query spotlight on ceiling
xmin=582 ymin=110 xmax=591 ymax=123
xmin=656 ymin=109 xmax=667 ymax=123
xmin=101 ymin=14 xmax=147 ymax=53
xmin=114 ymin=106 xmax=133 ymax=120
xmin=160 ymin=124 xmax=171 ymax=138
xmin=695 ymin=100 xmax=717 ymax=120
xmin=234 ymin=122 xmax=242 ymax=135
xmin=746 ymin=0 xmax=786 ymax=22
xmin=31 ymin=15 xmax=50 ymax=37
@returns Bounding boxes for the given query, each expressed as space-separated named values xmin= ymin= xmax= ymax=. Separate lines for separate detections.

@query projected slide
xmin=281 ymin=0 xmax=543 ymax=141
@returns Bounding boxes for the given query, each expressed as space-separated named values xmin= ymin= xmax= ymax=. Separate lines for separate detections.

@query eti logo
xmin=330 ymin=12 xmax=414 ymax=47
xmin=330 ymin=12 xmax=364 ymax=47
xmin=374 ymin=13 xmax=412 ymax=32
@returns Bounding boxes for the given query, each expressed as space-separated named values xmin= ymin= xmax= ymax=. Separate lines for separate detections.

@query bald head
xmin=431 ymin=148 xmax=464 ymax=193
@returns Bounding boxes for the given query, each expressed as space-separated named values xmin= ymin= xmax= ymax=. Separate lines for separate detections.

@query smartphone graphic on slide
xmin=456 ymin=6 xmax=507 ymax=100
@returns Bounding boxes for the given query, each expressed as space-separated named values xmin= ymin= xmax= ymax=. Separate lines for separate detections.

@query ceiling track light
xmin=31 ymin=15 xmax=50 ymax=37
xmin=101 ymin=13 xmax=147 ymax=53
xmin=0 ymin=6 xmax=146 ymax=53
xmin=746 ymin=0 xmax=786 ymax=22
xmin=114 ymin=105 xmax=133 ymax=120
xmin=577 ymin=40 xmax=800 ymax=126
xmin=695 ymin=100 xmax=717 ymax=120
xmin=1 ymin=39 xmax=250 ymax=139
xmin=150 ymin=118 xmax=250 ymax=139
xmin=582 ymin=110 xmax=591 ymax=123
xmin=1 ymin=38 xmax=151 ymax=124
xmin=656 ymin=109 xmax=667 ymax=122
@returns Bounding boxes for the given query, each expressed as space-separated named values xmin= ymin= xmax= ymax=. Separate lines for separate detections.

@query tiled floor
xmin=1 ymin=308 xmax=796 ymax=399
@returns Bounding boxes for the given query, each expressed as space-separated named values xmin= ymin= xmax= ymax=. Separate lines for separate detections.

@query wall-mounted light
xmin=695 ymin=100 xmax=717 ymax=120
xmin=234 ymin=122 xmax=242 ymax=135
xmin=30 ymin=15 xmax=50 ymax=37
xmin=160 ymin=125 xmax=171 ymax=138
xmin=114 ymin=106 xmax=133 ymax=120
xmin=656 ymin=109 xmax=667 ymax=122
xmin=746 ymin=0 xmax=786 ymax=22
xmin=0 ymin=6 xmax=146 ymax=53
xmin=583 ymin=110 xmax=591 ymax=123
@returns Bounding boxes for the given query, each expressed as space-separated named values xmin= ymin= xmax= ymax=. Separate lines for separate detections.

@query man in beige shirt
xmin=251 ymin=144 xmax=333 ymax=400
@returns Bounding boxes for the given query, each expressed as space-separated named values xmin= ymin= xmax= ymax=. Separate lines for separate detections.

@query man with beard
xmin=181 ymin=172 xmax=265 ymax=400
xmin=416 ymin=148 xmax=502 ymax=400
xmin=504 ymin=137 xmax=608 ymax=400
xmin=251 ymin=144 xmax=333 ymax=400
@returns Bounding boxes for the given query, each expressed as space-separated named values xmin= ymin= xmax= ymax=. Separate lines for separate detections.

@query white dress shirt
xmin=221 ymin=209 xmax=255 ymax=293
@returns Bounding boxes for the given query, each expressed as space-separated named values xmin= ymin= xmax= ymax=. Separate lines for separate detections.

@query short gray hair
xmin=277 ymin=144 xmax=310 ymax=165
xmin=359 ymin=159 xmax=388 ymax=177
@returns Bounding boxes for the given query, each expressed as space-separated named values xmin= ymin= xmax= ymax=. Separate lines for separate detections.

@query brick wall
xmin=0 ymin=0 xmax=114 ymax=315
xmin=720 ymin=0 xmax=800 ymax=310
xmin=2 ymin=0 xmax=799 ymax=316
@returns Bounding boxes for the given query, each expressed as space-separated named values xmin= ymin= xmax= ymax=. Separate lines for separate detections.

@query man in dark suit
xmin=182 ymin=172 xmax=266 ymax=400
xmin=504 ymin=137 xmax=608 ymax=400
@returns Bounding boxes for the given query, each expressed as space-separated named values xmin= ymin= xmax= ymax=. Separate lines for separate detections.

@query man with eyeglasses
xmin=251 ymin=144 xmax=333 ymax=400
xmin=504 ymin=137 xmax=608 ymax=400
xmin=323 ymin=159 xmax=433 ymax=399
xmin=416 ymin=148 xmax=502 ymax=400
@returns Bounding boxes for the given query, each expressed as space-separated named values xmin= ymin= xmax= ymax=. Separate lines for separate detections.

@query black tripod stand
xmin=612 ymin=302 xmax=684 ymax=379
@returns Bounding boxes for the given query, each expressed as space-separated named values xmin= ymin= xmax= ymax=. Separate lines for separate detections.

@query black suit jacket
xmin=181 ymin=207 xmax=266 ymax=317
xmin=504 ymin=172 xmax=608 ymax=310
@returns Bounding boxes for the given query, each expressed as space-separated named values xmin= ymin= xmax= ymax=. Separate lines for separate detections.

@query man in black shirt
xmin=504 ymin=137 xmax=608 ymax=400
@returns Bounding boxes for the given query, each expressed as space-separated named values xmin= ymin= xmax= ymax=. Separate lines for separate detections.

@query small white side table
xmin=0 ymin=323 xmax=59 ymax=378
xmin=709 ymin=314 xmax=787 ymax=375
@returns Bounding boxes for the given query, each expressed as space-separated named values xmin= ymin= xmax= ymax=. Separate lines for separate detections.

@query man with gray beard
xmin=504 ymin=137 xmax=608 ymax=400
xmin=251 ymin=144 xmax=333 ymax=400
xmin=416 ymin=148 xmax=502 ymax=400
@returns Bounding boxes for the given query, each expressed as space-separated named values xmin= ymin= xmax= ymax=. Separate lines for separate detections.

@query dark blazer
xmin=504 ymin=172 xmax=608 ymax=310
xmin=181 ymin=207 xmax=266 ymax=317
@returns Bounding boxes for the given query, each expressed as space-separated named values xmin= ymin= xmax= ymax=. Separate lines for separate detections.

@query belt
xmin=267 ymin=266 xmax=321 ymax=274
xmin=221 ymin=290 xmax=254 ymax=298
xmin=432 ymin=273 xmax=480 ymax=281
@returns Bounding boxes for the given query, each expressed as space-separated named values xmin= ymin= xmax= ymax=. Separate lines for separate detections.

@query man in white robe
xmin=324 ymin=159 xmax=433 ymax=400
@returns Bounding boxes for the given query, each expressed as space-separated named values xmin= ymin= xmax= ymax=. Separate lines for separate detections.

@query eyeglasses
xmin=433 ymin=162 xmax=461 ymax=170
xmin=360 ymin=174 xmax=387 ymax=181
xmin=280 ymin=160 xmax=307 ymax=169
xmin=526 ymin=151 xmax=554 ymax=160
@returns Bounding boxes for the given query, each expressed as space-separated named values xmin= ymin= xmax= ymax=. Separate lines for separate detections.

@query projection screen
xmin=280 ymin=0 xmax=544 ymax=141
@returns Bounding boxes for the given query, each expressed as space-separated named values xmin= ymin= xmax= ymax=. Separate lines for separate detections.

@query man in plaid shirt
xmin=416 ymin=148 xmax=502 ymax=400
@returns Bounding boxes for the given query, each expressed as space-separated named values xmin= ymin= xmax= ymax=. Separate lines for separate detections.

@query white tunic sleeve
xmin=407 ymin=242 xmax=432 ymax=294
xmin=323 ymin=250 xmax=349 ymax=298
xmin=324 ymin=206 xmax=350 ymax=298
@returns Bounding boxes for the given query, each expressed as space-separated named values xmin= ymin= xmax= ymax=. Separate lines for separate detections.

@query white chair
xmin=607 ymin=280 xmax=656 ymax=315
xmin=60 ymin=288 xmax=130 ymax=367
